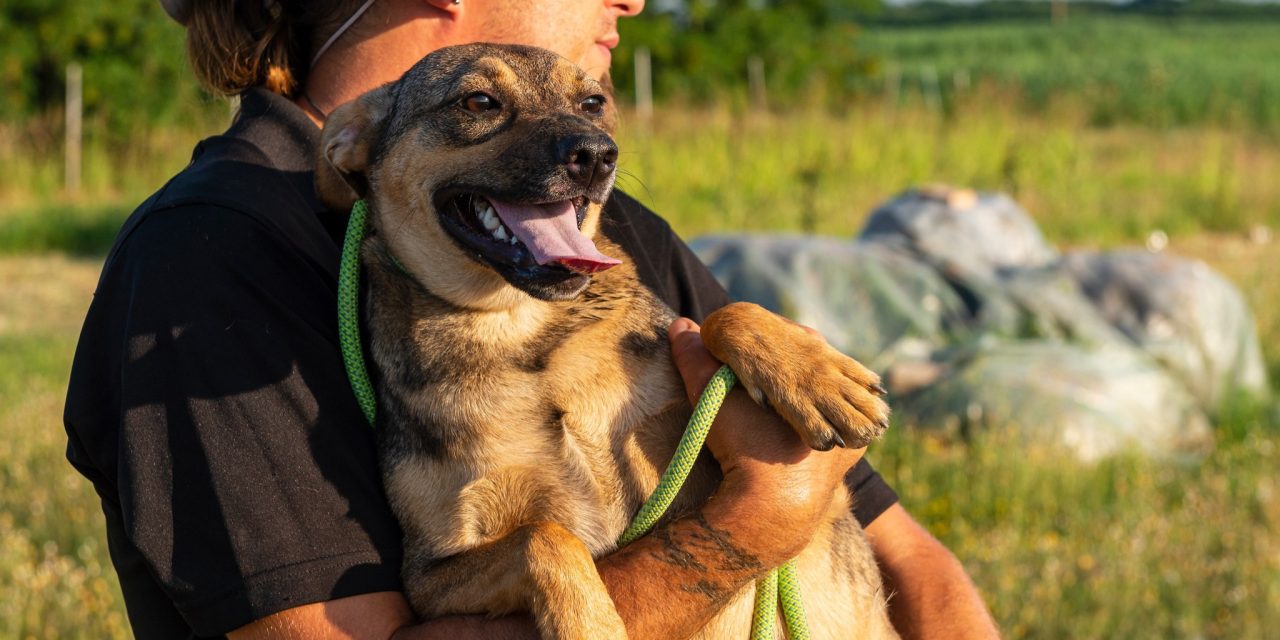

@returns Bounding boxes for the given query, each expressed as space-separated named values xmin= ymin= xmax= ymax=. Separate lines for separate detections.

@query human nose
xmin=610 ymin=0 xmax=644 ymax=17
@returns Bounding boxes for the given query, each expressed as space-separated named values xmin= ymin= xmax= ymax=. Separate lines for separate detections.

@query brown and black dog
xmin=316 ymin=43 xmax=898 ymax=639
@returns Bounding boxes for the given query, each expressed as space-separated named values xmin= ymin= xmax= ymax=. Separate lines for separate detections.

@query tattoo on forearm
xmin=684 ymin=579 xmax=729 ymax=603
xmin=650 ymin=514 xmax=765 ymax=603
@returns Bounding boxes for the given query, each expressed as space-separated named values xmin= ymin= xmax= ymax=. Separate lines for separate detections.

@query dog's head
xmin=317 ymin=43 xmax=622 ymax=308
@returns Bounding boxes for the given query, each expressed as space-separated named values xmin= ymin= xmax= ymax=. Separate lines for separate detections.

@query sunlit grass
xmin=612 ymin=97 xmax=1280 ymax=246
xmin=877 ymin=411 xmax=1280 ymax=638
xmin=0 ymin=256 xmax=130 ymax=639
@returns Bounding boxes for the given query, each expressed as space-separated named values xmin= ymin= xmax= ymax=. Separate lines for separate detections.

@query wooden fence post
xmin=747 ymin=55 xmax=767 ymax=111
xmin=885 ymin=63 xmax=901 ymax=111
xmin=634 ymin=46 xmax=653 ymax=123
xmin=65 ymin=62 xmax=83 ymax=195
xmin=922 ymin=65 xmax=941 ymax=113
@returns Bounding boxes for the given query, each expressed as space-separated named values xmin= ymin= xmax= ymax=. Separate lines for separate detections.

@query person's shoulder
xmin=602 ymin=189 xmax=680 ymax=256
xmin=604 ymin=190 xmax=675 ymax=233
xmin=104 ymin=136 xmax=335 ymax=282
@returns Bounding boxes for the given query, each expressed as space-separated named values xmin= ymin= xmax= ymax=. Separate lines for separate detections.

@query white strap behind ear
xmin=311 ymin=0 xmax=378 ymax=67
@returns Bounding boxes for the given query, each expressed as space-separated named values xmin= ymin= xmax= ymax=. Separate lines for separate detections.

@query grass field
xmin=2 ymin=243 xmax=1275 ymax=638
xmin=0 ymin=256 xmax=130 ymax=639
xmin=3 ymin=15 xmax=1280 ymax=640
xmin=858 ymin=17 xmax=1280 ymax=132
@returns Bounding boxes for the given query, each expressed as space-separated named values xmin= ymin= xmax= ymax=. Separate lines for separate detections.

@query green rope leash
xmin=337 ymin=199 xmax=809 ymax=638
xmin=778 ymin=559 xmax=812 ymax=640
xmin=615 ymin=365 xmax=735 ymax=547
xmin=339 ymin=199 xmax=377 ymax=427
xmin=751 ymin=569 xmax=779 ymax=639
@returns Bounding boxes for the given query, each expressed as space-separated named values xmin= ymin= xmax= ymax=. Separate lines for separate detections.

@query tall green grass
xmin=611 ymin=98 xmax=1280 ymax=245
xmin=876 ymin=406 xmax=1280 ymax=638
xmin=8 ymin=98 xmax=1276 ymax=256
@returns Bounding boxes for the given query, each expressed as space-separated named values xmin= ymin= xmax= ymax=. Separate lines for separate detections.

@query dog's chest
xmin=372 ymin=276 xmax=689 ymax=559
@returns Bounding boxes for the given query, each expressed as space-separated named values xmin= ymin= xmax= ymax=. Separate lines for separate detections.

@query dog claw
xmin=877 ymin=418 xmax=890 ymax=433
xmin=871 ymin=383 xmax=887 ymax=396
xmin=830 ymin=432 xmax=847 ymax=449
xmin=812 ymin=434 xmax=838 ymax=452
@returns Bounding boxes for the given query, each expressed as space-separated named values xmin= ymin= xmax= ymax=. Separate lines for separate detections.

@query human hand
xmin=667 ymin=317 xmax=865 ymax=561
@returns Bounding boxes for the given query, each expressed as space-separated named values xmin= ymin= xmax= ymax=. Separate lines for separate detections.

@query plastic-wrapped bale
xmin=689 ymin=234 xmax=973 ymax=370
xmin=858 ymin=186 xmax=1059 ymax=282
xmin=1062 ymin=249 xmax=1269 ymax=412
xmin=965 ymin=260 xmax=1134 ymax=348
xmin=891 ymin=340 xmax=1214 ymax=462
xmin=857 ymin=187 xmax=1063 ymax=336
xmin=689 ymin=186 xmax=1263 ymax=461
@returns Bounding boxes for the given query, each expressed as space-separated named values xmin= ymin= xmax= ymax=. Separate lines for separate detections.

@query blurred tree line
xmin=1 ymin=0 xmax=209 ymax=148
xmin=0 ymin=0 xmax=886 ymax=147
xmin=612 ymin=0 xmax=881 ymax=108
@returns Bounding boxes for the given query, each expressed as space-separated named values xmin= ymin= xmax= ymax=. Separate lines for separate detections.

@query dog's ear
xmin=315 ymin=84 xmax=394 ymax=212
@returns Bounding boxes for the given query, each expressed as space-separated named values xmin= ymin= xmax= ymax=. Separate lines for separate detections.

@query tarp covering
xmin=690 ymin=187 xmax=1267 ymax=461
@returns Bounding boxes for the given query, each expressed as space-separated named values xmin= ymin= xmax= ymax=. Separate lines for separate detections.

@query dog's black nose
xmin=558 ymin=134 xmax=618 ymax=187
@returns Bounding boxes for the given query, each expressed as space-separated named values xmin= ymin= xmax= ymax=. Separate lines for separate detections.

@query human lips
xmin=598 ymin=33 xmax=620 ymax=49
xmin=591 ymin=34 xmax=619 ymax=73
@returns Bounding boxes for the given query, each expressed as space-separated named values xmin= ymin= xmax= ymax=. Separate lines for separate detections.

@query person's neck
xmin=295 ymin=6 xmax=453 ymax=128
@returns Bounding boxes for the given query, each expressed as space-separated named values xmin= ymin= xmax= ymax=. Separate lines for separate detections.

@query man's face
xmin=458 ymin=0 xmax=645 ymax=80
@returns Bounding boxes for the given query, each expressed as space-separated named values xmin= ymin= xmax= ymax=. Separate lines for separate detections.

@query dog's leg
xmin=701 ymin=302 xmax=890 ymax=450
xmin=403 ymin=522 xmax=628 ymax=640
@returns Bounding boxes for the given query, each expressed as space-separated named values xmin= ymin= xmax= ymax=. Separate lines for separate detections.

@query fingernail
xmin=669 ymin=317 xmax=699 ymax=335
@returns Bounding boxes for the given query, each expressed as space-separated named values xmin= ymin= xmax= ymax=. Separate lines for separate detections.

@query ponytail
xmin=184 ymin=1 xmax=364 ymax=97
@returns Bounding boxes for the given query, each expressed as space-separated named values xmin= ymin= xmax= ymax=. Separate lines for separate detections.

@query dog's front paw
xmin=702 ymin=302 xmax=889 ymax=450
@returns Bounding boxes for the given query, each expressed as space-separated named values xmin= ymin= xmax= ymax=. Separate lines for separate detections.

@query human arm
xmin=228 ymin=418 xmax=1007 ymax=640
xmin=865 ymin=504 xmax=1000 ymax=640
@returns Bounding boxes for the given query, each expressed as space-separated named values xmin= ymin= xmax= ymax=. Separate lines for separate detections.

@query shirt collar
xmin=227 ymin=87 xmax=321 ymax=176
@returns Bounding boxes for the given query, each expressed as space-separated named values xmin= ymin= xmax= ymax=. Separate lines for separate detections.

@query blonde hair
xmin=184 ymin=0 xmax=366 ymax=97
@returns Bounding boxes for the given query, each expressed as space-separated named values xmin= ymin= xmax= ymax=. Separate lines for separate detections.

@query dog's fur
xmin=317 ymin=43 xmax=898 ymax=639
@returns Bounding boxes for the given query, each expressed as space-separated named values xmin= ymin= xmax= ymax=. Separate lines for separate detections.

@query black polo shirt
xmin=63 ymin=87 xmax=896 ymax=638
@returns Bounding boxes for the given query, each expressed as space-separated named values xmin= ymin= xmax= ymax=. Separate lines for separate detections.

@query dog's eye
xmin=463 ymin=93 xmax=500 ymax=113
xmin=580 ymin=95 xmax=606 ymax=115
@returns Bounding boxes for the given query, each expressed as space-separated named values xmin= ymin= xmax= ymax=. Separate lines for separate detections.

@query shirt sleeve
xmin=65 ymin=203 xmax=403 ymax=636
xmin=602 ymin=191 xmax=900 ymax=527
xmin=602 ymin=191 xmax=732 ymax=323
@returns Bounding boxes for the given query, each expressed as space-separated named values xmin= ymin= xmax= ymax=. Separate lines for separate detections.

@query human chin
xmin=579 ymin=46 xmax=611 ymax=80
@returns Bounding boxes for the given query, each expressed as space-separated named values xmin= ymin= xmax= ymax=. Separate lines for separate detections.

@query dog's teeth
xmin=508 ymin=236 xmax=518 ymax=245
xmin=481 ymin=208 xmax=500 ymax=231
xmin=493 ymin=226 xmax=508 ymax=241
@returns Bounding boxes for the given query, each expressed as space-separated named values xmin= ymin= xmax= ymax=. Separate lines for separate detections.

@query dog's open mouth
xmin=436 ymin=190 xmax=620 ymax=278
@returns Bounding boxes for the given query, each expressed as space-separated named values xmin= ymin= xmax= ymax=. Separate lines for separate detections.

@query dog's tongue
xmin=488 ymin=198 xmax=620 ymax=274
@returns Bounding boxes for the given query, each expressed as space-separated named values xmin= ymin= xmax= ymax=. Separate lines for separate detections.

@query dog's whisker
xmin=613 ymin=170 xmax=654 ymax=204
